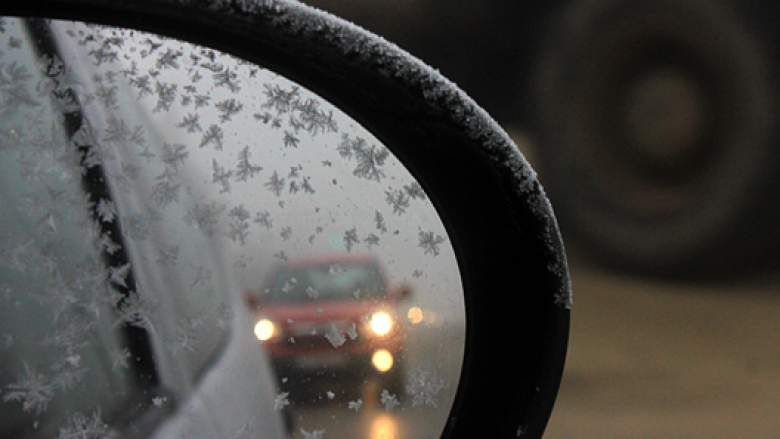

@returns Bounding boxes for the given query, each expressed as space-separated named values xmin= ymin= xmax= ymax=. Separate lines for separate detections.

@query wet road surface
xmin=546 ymin=262 xmax=780 ymax=438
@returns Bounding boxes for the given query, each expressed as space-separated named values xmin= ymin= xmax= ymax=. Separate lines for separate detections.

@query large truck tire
xmin=531 ymin=0 xmax=780 ymax=278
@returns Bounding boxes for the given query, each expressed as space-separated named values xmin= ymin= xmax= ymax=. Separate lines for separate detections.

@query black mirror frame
xmin=1 ymin=1 xmax=571 ymax=437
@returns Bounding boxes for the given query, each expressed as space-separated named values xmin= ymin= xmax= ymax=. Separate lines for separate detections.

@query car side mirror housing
xmin=0 ymin=1 xmax=570 ymax=438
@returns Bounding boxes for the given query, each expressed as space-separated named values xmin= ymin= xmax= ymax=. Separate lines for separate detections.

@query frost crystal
xmin=190 ymin=264 xmax=214 ymax=288
xmin=380 ymin=389 xmax=400 ymax=411
xmin=117 ymin=289 xmax=157 ymax=331
xmin=3 ymin=363 xmax=55 ymax=414
xmin=152 ymin=174 xmax=182 ymax=208
xmin=230 ymin=422 xmax=256 ymax=439
xmin=254 ymin=210 xmax=273 ymax=229
xmin=343 ymin=227 xmax=359 ymax=252
xmin=153 ymin=81 xmax=177 ymax=112
xmin=328 ymin=264 xmax=345 ymax=277
xmin=159 ymin=142 xmax=189 ymax=172
xmin=177 ymin=112 xmax=202 ymax=133
xmin=554 ymin=288 xmax=573 ymax=310
xmin=283 ymin=131 xmax=299 ymax=148
xmin=263 ymin=84 xmax=300 ymax=114
xmin=265 ymin=171 xmax=286 ymax=197
xmin=385 ymin=189 xmax=410 ymax=215
xmin=364 ymin=233 xmax=380 ymax=250
xmin=337 ymin=134 xmax=354 ymax=159
xmin=156 ymin=48 xmax=182 ymax=71
xmin=213 ymin=68 xmax=241 ymax=92
xmin=216 ymin=302 xmax=236 ymax=329
xmin=345 ymin=322 xmax=358 ymax=340
xmin=183 ymin=202 xmax=225 ymax=237
xmin=418 ymin=230 xmax=446 ymax=256
xmin=274 ymin=391 xmax=290 ymax=411
xmin=94 ymin=79 xmax=119 ymax=109
xmin=109 ymin=262 xmax=132 ymax=288
xmin=86 ymin=47 xmax=116 ymax=67
xmin=215 ymin=98 xmax=243 ymax=122
xmin=406 ymin=366 xmax=447 ymax=408
xmin=169 ymin=317 xmax=200 ymax=356
xmin=348 ymin=399 xmax=363 ymax=411
xmin=404 ymin=182 xmax=427 ymax=200
xmin=293 ymin=98 xmax=337 ymax=135
xmin=123 ymin=213 xmax=151 ymax=241
xmin=94 ymin=203 xmax=117 ymax=232
xmin=300 ymin=428 xmax=325 ymax=439
xmin=352 ymin=143 xmax=388 ymax=182
xmin=56 ymin=411 xmax=109 ymax=439
xmin=111 ymin=347 xmax=131 ymax=370
xmin=324 ymin=323 xmax=347 ymax=349
xmin=374 ymin=210 xmax=387 ymax=233
xmin=235 ymin=146 xmax=263 ymax=181
xmin=155 ymin=244 xmax=179 ymax=266
xmin=212 ymin=159 xmax=233 ymax=193
xmin=301 ymin=177 xmax=315 ymax=194
xmin=200 ymin=124 xmax=224 ymax=150
xmin=148 ymin=396 xmax=166 ymax=409
xmin=274 ymin=251 xmax=288 ymax=261
xmin=227 ymin=205 xmax=252 ymax=245
xmin=103 ymin=116 xmax=132 ymax=143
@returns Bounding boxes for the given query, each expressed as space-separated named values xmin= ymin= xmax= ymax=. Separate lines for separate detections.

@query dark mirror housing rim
xmin=1 ymin=1 xmax=571 ymax=437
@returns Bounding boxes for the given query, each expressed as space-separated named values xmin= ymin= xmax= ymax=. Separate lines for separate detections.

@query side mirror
xmin=0 ymin=2 xmax=569 ymax=439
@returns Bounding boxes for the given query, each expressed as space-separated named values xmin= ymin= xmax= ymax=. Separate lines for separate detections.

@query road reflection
xmin=369 ymin=413 xmax=399 ymax=439
xmin=289 ymin=404 xmax=434 ymax=439
xmin=278 ymin=323 xmax=463 ymax=439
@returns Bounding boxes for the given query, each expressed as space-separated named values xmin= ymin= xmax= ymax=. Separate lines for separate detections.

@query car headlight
xmin=369 ymin=312 xmax=393 ymax=336
xmin=371 ymin=349 xmax=394 ymax=372
xmin=254 ymin=319 xmax=276 ymax=341
xmin=407 ymin=306 xmax=424 ymax=324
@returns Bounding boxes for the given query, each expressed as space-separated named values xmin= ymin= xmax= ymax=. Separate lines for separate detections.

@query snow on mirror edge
xmin=0 ymin=17 xmax=465 ymax=439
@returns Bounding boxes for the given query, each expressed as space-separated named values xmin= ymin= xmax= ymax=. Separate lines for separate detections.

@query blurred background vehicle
xmin=246 ymin=254 xmax=412 ymax=399
xmin=304 ymin=0 xmax=780 ymax=279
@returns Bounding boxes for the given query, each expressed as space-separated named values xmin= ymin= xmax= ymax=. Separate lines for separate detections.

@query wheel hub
xmin=622 ymin=67 xmax=709 ymax=171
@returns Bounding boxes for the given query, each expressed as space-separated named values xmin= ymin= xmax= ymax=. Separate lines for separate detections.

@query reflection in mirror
xmin=0 ymin=17 xmax=465 ymax=439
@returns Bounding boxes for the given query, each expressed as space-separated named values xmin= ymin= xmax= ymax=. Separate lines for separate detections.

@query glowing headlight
xmin=369 ymin=312 xmax=393 ymax=336
xmin=254 ymin=319 xmax=275 ymax=341
xmin=407 ymin=307 xmax=423 ymax=324
xmin=372 ymin=349 xmax=394 ymax=372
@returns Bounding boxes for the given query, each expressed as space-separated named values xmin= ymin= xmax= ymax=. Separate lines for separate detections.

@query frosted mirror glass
xmin=0 ymin=18 xmax=465 ymax=439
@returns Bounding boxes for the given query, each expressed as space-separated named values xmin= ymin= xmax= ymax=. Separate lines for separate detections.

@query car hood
xmin=256 ymin=300 xmax=388 ymax=323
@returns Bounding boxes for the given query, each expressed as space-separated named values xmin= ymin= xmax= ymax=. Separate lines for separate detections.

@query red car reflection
xmin=246 ymin=254 xmax=411 ymax=394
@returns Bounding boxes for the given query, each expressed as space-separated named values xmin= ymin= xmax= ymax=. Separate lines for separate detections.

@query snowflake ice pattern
xmin=324 ymin=323 xmax=347 ymax=349
xmin=3 ymin=363 xmax=55 ymax=415
xmin=183 ymin=201 xmax=225 ymax=237
xmin=274 ymin=391 xmax=290 ymax=411
xmin=56 ymin=411 xmax=109 ymax=439
xmin=300 ymin=428 xmax=325 ymax=439
xmin=418 ymin=230 xmax=446 ymax=256
xmin=406 ymin=366 xmax=448 ymax=408
xmin=380 ymin=389 xmax=400 ymax=412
